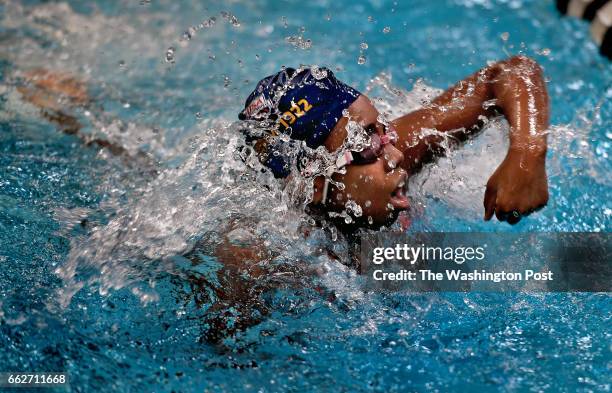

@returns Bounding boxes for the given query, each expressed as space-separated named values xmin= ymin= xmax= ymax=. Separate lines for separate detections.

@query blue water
xmin=1 ymin=0 xmax=610 ymax=392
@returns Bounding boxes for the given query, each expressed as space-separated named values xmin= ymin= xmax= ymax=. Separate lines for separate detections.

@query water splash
xmin=47 ymin=67 xmax=475 ymax=310
xmin=54 ymin=119 xmax=305 ymax=306
xmin=164 ymin=12 xmax=240 ymax=64
xmin=165 ymin=47 xmax=176 ymax=63
xmin=220 ymin=11 xmax=241 ymax=27
xmin=285 ymin=35 xmax=313 ymax=50
xmin=2 ymin=2 xmax=610 ymax=390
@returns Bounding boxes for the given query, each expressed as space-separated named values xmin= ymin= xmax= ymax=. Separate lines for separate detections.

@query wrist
xmin=506 ymin=148 xmax=546 ymax=173
xmin=508 ymin=143 xmax=547 ymax=162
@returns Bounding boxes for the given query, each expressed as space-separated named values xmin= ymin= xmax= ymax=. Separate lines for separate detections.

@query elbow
xmin=506 ymin=55 xmax=543 ymax=75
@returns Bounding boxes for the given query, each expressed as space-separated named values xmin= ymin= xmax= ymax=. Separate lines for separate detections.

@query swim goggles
xmin=335 ymin=124 xmax=399 ymax=168
xmin=319 ymin=123 xmax=399 ymax=205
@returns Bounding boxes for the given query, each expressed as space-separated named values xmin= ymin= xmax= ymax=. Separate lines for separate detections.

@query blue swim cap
xmin=239 ymin=66 xmax=361 ymax=178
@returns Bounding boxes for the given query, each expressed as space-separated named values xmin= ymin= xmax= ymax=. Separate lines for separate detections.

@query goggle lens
xmin=348 ymin=125 xmax=398 ymax=165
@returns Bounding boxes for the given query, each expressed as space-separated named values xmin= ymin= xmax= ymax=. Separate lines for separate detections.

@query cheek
xmin=333 ymin=166 xmax=390 ymax=209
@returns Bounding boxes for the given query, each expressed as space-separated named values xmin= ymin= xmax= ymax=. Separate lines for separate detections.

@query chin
xmin=378 ymin=211 xmax=402 ymax=228
xmin=358 ymin=209 xmax=402 ymax=230
xmin=325 ymin=206 xmax=406 ymax=233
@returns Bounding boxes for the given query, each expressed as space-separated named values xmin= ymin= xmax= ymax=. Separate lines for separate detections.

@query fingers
xmin=483 ymin=179 xmax=549 ymax=224
xmin=492 ymin=207 xmax=521 ymax=225
xmin=492 ymin=202 xmax=546 ymax=225
xmin=483 ymin=186 xmax=496 ymax=221
xmin=485 ymin=193 xmax=537 ymax=225
xmin=506 ymin=210 xmax=522 ymax=225
xmin=495 ymin=208 xmax=508 ymax=222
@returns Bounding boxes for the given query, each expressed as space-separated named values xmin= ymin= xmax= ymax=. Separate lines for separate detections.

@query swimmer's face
xmin=322 ymin=95 xmax=409 ymax=228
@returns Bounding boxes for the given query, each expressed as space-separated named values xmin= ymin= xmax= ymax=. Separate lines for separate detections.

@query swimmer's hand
xmin=484 ymin=149 xmax=548 ymax=224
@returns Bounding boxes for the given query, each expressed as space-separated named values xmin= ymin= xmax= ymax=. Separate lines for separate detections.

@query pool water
xmin=1 ymin=0 xmax=610 ymax=391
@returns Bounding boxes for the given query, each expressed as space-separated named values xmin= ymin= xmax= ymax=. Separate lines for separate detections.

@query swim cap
xmin=238 ymin=66 xmax=361 ymax=178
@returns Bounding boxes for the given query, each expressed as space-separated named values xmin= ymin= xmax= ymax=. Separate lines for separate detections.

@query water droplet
xmin=368 ymin=216 xmax=373 ymax=224
xmin=368 ymin=16 xmax=374 ymax=22
xmin=345 ymin=200 xmax=363 ymax=217
xmin=195 ymin=112 xmax=203 ymax=119
xmin=255 ymin=54 xmax=261 ymax=61
xmin=285 ymin=35 xmax=312 ymax=50
xmin=325 ymin=14 xmax=332 ymax=21
xmin=118 ymin=60 xmax=125 ymax=68
xmin=360 ymin=42 xmax=368 ymax=50
xmin=383 ymin=26 xmax=391 ymax=34
xmin=223 ymin=76 xmax=231 ymax=87
xmin=221 ymin=11 xmax=241 ymax=27
xmin=201 ymin=17 xmax=216 ymax=28
xmin=357 ymin=55 xmax=367 ymax=65
xmin=365 ymin=200 xmax=372 ymax=208
xmin=165 ymin=47 xmax=175 ymax=63
xmin=310 ymin=66 xmax=328 ymax=80
xmin=181 ymin=26 xmax=197 ymax=42
xmin=500 ymin=32 xmax=509 ymax=42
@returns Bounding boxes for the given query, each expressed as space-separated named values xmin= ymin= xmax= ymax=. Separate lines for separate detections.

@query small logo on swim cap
xmin=242 ymin=94 xmax=270 ymax=119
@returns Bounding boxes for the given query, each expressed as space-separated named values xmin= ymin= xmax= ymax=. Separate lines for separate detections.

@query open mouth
xmin=389 ymin=178 xmax=410 ymax=210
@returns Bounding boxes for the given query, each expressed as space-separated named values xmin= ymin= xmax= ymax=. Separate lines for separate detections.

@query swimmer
xmin=16 ymin=56 xmax=550 ymax=229
xmin=239 ymin=56 xmax=550 ymax=227
xmin=201 ymin=56 xmax=551 ymax=341
xmin=14 ymin=56 xmax=551 ymax=341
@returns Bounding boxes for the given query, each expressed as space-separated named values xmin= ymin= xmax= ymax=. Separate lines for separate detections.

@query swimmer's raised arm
xmin=392 ymin=55 xmax=550 ymax=224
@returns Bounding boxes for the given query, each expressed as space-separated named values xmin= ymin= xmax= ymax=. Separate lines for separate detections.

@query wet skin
xmin=314 ymin=95 xmax=409 ymax=228
xmin=312 ymin=55 xmax=550 ymax=227
xmin=19 ymin=56 xmax=549 ymax=227
xmin=15 ymin=56 xmax=552 ymax=342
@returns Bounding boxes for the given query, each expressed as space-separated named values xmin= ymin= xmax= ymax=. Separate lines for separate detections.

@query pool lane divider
xmin=557 ymin=0 xmax=612 ymax=58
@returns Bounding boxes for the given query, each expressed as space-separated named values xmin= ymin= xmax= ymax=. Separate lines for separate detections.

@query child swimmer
xmin=15 ymin=56 xmax=551 ymax=341
xmin=16 ymin=55 xmax=551 ymax=229
xmin=238 ymin=56 xmax=550 ymax=228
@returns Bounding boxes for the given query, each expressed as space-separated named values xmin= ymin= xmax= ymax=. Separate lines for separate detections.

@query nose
xmin=382 ymin=144 xmax=405 ymax=172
